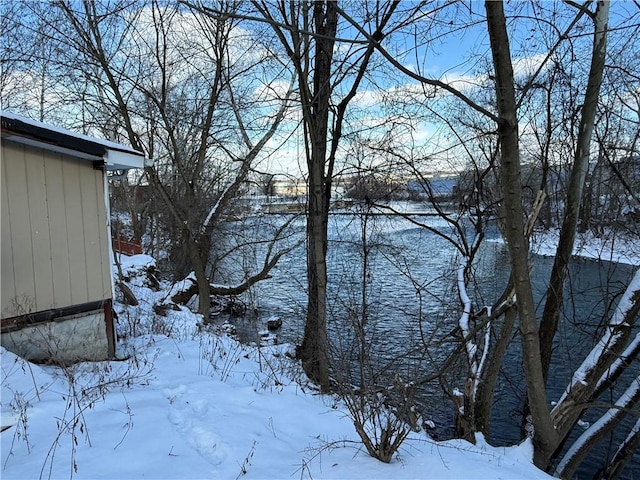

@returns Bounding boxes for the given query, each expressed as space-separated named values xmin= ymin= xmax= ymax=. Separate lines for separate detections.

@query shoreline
xmin=487 ymin=229 xmax=640 ymax=266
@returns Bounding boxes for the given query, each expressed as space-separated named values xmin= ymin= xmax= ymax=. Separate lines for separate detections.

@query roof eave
xmin=1 ymin=111 xmax=149 ymax=170
xmin=2 ymin=134 xmax=104 ymax=161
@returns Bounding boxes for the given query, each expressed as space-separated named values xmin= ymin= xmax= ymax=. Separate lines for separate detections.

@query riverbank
xmin=1 ymin=254 xmax=553 ymax=480
xmin=489 ymin=228 xmax=640 ymax=266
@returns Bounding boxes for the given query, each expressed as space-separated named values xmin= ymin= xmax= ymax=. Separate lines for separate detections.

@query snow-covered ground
xmin=532 ymin=229 xmax=640 ymax=265
xmin=1 ymin=254 xmax=553 ymax=479
xmin=492 ymin=228 xmax=640 ymax=266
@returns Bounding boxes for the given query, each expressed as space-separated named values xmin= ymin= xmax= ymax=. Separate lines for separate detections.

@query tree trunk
xmin=539 ymin=0 xmax=610 ymax=382
xmin=555 ymin=374 xmax=640 ymax=479
xmin=297 ymin=1 xmax=337 ymax=392
xmin=300 ymin=165 xmax=331 ymax=390
xmin=550 ymin=269 xmax=640 ymax=440
xmin=599 ymin=418 xmax=640 ymax=480
xmin=184 ymin=231 xmax=211 ymax=318
xmin=485 ymin=0 xmax=558 ymax=468
xmin=475 ymin=306 xmax=516 ymax=436
xmin=456 ymin=259 xmax=479 ymax=443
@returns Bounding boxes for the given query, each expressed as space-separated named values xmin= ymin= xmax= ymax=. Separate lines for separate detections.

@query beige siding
xmin=80 ymin=161 xmax=110 ymax=302
xmin=63 ymin=154 xmax=90 ymax=305
xmin=44 ymin=147 xmax=72 ymax=306
xmin=25 ymin=146 xmax=55 ymax=310
xmin=1 ymin=141 xmax=112 ymax=318
xmin=2 ymin=143 xmax=35 ymax=314
xmin=1 ymin=152 xmax=18 ymax=310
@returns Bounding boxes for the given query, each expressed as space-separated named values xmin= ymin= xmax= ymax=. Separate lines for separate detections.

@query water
xmin=216 ymin=210 xmax=639 ymax=479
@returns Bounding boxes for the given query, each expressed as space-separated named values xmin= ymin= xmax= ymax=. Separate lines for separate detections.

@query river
xmin=216 ymin=208 xmax=639 ymax=479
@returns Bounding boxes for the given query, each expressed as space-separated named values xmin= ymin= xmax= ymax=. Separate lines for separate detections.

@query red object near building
xmin=113 ymin=237 xmax=143 ymax=256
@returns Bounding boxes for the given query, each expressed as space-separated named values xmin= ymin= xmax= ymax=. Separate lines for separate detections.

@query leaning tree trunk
xmin=485 ymin=0 xmax=558 ymax=468
xmin=539 ymin=0 xmax=610 ymax=382
xmin=599 ymin=417 xmax=640 ymax=480
xmin=554 ymin=374 xmax=640 ymax=479
xmin=550 ymin=269 xmax=640 ymax=448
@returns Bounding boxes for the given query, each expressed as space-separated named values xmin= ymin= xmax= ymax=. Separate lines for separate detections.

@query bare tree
xmin=539 ymin=0 xmax=611 ymax=382
xmin=7 ymin=0 xmax=296 ymax=319
xmin=485 ymin=1 xmax=560 ymax=466
xmin=485 ymin=2 xmax=640 ymax=474
xmin=340 ymin=0 xmax=639 ymax=474
xmin=6 ymin=0 xmax=638 ymax=474
xmin=226 ymin=0 xmax=402 ymax=390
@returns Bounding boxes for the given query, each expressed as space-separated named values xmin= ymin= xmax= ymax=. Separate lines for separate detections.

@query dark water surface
xmin=219 ymin=211 xmax=638 ymax=479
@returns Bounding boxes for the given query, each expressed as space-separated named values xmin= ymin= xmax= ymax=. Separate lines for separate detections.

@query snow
xmin=553 ymin=268 xmax=640 ymax=407
xmin=1 ymin=254 xmax=554 ymax=480
xmin=201 ymin=181 xmax=234 ymax=233
xmin=613 ymin=418 xmax=640 ymax=460
xmin=554 ymin=374 xmax=640 ymax=477
xmin=457 ymin=260 xmax=479 ymax=380
xmin=528 ymin=228 xmax=640 ymax=265
xmin=596 ymin=330 xmax=640 ymax=392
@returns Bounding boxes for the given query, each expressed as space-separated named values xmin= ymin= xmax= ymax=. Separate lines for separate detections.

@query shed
xmin=1 ymin=111 xmax=149 ymax=363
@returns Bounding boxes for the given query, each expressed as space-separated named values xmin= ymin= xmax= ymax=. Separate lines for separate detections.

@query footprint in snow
xmin=166 ymin=390 xmax=228 ymax=466
xmin=162 ymin=384 xmax=187 ymax=404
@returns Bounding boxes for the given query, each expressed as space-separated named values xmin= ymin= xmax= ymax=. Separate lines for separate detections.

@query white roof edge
xmin=1 ymin=110 xmax=150 ymax=169
xmin=104 ymin=149 xmax=153 ymax=171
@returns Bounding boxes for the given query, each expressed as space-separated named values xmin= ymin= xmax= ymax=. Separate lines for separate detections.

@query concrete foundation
xmin=1 ymin=309 xmax=112 ymax=364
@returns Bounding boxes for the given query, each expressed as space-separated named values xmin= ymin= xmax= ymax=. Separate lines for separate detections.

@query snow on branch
xmin=457 ymin=260 xmax=477 ymax=374
xmin=595 ymin=330 xmax=640 ymax=393
xmin=600 ymin=417 xmax=640 ymax=479
xmin=555 ymin=374 xmax=640 ymax=479
xmin=201 ymin=181 xmax=234 ymax=233
xmin=456 ymin=252 xmax=493 ymax=407
xmin=551 ymin=269 xmax=640 ymax=436
xmin=555 ymin=270 xmax=640 ymax=404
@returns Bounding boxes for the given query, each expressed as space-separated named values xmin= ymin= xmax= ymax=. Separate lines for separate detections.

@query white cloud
xmin=512 ymin=53 xmax=549 ymax=79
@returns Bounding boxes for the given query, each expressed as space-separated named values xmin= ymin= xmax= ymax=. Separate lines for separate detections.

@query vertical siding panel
xmin=80 ymin=167 xmax=107 ymax=301
xmin=45 ymin=151 xmax=72 ymax=308
xmin=24 ymin=146 xmax=55 ymax=311
xmin=97 ymin=173 xmax=112 ymax=299
xmin=2 ymin=143 xmax=37 ymax=314
xmin=1 ymin=145 xmax=18 ymax=316
xmin=62 ymin=156 xmax=89 ymax=304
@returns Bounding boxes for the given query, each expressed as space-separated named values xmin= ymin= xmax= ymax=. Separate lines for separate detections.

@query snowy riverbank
xmin=490 ymin=228 xmax=640 ymax=266
xmin=1 ymin=254 xmax=553 ymax=479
